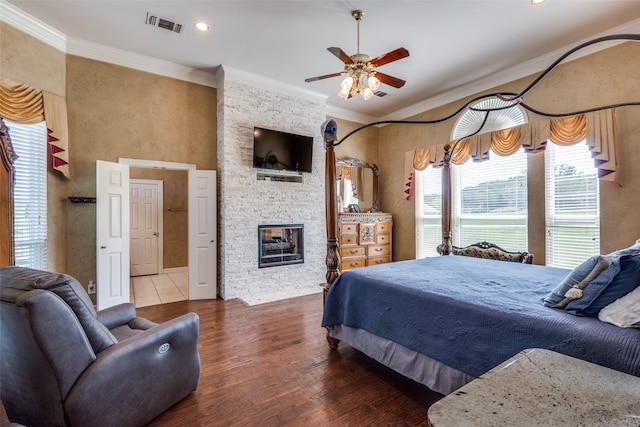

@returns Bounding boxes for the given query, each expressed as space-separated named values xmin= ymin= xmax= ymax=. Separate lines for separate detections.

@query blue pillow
xmin=542 ymin=255 xmax=612 ymax=308
xmin=565 ymin=253 xmax=640 ymax=317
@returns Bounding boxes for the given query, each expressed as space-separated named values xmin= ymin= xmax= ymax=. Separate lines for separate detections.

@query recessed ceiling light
xmin=531 ymin=0 xmax=546 ymax=4
xmin=195 ymin=22 xmax=211 ymax=32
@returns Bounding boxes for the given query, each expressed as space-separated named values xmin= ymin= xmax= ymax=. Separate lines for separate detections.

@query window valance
xmin=404 ymin=110 xmax=618 ymax=200
xmin=411 ymin=110 xmax=617 ymax=180
xmin=0 ymin=77 xmax=70 ymax=179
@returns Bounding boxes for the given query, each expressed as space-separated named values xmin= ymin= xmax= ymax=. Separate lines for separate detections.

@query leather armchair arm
xmin=64 ymin=312 xmax=201 ymax=427
xmin=96 ymin=302 xmax=136 ymax=329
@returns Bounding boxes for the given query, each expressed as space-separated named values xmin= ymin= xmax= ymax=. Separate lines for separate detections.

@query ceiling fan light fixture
xmin=305 ymin=9 xmax=408 ymax=101
xmin=341 ymin=76 xmax=354 ymax=90
xmin=361 ymin=87 xmax=374 ymax=101
xmin=368 ymin=75 xmax=381 ymax=91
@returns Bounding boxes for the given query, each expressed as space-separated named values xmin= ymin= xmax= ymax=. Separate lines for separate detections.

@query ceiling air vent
xmin=374 ymin=91 xmax=389 ymax=98
xmin=146 ymin=13 xmax=183 ymax=34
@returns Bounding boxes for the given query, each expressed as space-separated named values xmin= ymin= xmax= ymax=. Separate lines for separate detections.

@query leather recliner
xmin=0 ymin=266 xmax=201 ymax=427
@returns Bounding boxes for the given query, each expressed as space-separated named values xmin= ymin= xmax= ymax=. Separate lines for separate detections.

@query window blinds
xmin=415 ymin=166 xmax=442 ymax=258
xmin=545 ymin=142 xmax=599 ymax=269
xmin=6 ymin=120 xmax=48 ymax=269
xmin=452 ymin=148 xmax=528 ymax=252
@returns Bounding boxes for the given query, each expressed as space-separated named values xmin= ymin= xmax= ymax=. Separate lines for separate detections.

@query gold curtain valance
xmin=0 ymin=78 xmax=44 ymax=123
xmin=407 ymin=110 xmax=618 ymax=183
xmin=0 ymin=77 xmax=70 ymax=179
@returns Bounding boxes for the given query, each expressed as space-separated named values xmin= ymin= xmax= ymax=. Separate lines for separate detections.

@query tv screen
xmin=253 ymin=127 xmax=313 ymax=173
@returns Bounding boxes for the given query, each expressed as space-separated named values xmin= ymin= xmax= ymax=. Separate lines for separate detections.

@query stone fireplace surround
xmin=216 ymin=67 xmax=327 ymax=305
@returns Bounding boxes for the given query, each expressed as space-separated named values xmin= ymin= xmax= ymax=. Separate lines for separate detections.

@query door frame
xmin=130 ymin=178 xmax=163 ymax=276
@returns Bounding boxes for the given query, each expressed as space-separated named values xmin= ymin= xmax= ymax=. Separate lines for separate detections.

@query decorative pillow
xmin=565 ymin=253 xmax=640 ymax=317
xmin=543 ymin=255 xmax=612 ymax=308
xmin=598 ymin=286 xmax=640 ymax=327
xmin=607 ymin=239 xmax=640 ymax=258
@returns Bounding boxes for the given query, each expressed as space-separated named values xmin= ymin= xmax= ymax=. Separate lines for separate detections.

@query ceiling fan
xmin=305 ymin=10 xmax=409 ymax=100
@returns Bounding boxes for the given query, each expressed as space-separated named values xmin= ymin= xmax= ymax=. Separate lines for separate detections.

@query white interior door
xmin=130 ymin=180 xmax=161 ymax=276
xmin=188 ymin=170 xmax=217 ymax=300
xmin=96 ymin=160 xmax=130 ymax=310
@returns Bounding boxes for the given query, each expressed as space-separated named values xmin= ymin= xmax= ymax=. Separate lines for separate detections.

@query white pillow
xmin=598 ymin=286 xmax=640 ymax=328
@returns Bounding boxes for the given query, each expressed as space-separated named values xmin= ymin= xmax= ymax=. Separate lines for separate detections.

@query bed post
xmin=438 ymin=144 xmax=452 ymax=255
xmin=322 ymin=120 xmax=341 ymax=350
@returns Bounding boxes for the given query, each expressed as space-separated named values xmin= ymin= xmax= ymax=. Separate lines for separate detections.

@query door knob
xmin=153 ymin=232 xmax=159 ymax=236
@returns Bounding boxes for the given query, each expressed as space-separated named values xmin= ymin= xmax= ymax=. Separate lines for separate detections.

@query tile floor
xmin=130 ymin=271 xmax=188 ymax=308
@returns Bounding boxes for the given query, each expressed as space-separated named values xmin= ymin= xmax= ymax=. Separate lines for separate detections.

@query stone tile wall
xmin=217 ymin=71 xmax=327 ymax=304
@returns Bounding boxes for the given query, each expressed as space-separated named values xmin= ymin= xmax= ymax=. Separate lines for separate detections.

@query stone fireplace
xmin=258 ymin=224 xmax=304 ymax=268
xmin=216 ymin=67 xmax=327 ymax=305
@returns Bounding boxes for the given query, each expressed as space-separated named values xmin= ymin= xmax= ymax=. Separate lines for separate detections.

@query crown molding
xmin=325 ymin=105 xmax=378 ymax=125
xmin=3 ymin=0 xmax=638 ymax=124
xmin=0 ymin=0 xmax=66 ymax=51
xmin=219 ymin=65 xmax=327 ymax=105
xmin=382 ymin=17 xmax=640 ymax=122
xmin=1 ymin=0 xmax=217 ymax=88
xmin=66 ymin=36 xmax=218 ymax=88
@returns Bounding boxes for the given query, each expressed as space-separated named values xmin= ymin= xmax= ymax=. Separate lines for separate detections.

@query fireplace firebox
xmin=258 ymin=224 xmax=304 ymax=268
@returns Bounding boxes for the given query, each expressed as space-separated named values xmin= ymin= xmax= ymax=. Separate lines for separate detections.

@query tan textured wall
xmin=130 ymin=168 xmax=188 ymax=269
xmin=0 ymin=22 xmax=67 ymax=272
xmin=378 ymin=42 xmax=640 ymax=263
xmin=65 ymin=56 xmax=217 ymax=287
xmin=332 ymin=117 xmax=379 ymax=164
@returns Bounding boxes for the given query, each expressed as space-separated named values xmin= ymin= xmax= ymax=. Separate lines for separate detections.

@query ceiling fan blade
xmin=305 ymin=72 xmax=344 ymax=83
xmin=370 ymin=47 xmax=410 ymax=67
xmin=327 ymin=47 xmax=355 ymax=65
xmin=375 ymin=72 xmax=406 ymax=89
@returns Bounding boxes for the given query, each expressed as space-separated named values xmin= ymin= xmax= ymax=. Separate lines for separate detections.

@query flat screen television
xmin=253 ymin=127 xmax=313 ymax=173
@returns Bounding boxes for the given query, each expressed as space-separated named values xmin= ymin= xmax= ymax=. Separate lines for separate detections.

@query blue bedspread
xmin=321 ymin=256 xmax=640 ymax=378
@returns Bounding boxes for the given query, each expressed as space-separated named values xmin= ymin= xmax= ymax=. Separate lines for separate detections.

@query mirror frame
xmin=336 ymin=158 xmax=379 ymax=212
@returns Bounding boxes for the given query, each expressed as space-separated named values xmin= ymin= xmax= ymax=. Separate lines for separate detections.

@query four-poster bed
xmin=320 ymin=34 xmax=640 ymax=395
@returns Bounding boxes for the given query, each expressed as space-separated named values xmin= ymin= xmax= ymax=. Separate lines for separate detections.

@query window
xmin=452 ymin=149 xmax=528 ymax=250
xmin=6 ymin=120 xmax=48 ymax=269
xmin=415 ymin=166 xmax=442 ymax=257
xmin=545 ymin=141 xmax=599 ymax=268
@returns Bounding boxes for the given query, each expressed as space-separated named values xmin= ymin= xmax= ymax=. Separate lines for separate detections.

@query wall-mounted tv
xmin=253 ymin=127 xmax=313 ymax=173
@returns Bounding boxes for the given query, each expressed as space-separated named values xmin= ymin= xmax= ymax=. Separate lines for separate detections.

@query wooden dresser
xmin=338 ymin=212 xmax=392 ymax=272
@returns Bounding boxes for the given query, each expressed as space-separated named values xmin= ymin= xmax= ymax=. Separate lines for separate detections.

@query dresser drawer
xmin=375 ymin=234 xmax=390 ymax=245
xmin=366 ymin=257 xmax=391 ymax=266
xmin=341 ymin=235 xmax=358 ymax=245
xmin=341 ymin=257 xmax=366 ymax=271
xmin=376 ymin=221 xmax=391 ymax=234
xmin=367 ymin=245 xmax=390 ymax=257
xmin=341 ymin=222 xmax=359 ymax=235
xmin=341 ymin=246 xmax=366 ymax=258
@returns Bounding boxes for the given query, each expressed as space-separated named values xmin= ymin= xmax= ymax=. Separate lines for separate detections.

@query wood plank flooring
xmin=1 ymin=293 xmax=443 ymax=426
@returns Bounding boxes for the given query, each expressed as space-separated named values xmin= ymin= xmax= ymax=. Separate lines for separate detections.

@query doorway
xmin=96 ymin=159 xmax=217 ymax=311
xmin=129 ymin=169 xmax=188 ymax=306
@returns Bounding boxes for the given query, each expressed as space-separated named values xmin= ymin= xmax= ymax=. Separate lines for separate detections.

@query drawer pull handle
xmin=350 ymin=263 xmax=357 ymax=267
xmin=375 ymin=248 xmax=382 ymax=252
xmin=350 ymin=250 xmax=357 ymax=254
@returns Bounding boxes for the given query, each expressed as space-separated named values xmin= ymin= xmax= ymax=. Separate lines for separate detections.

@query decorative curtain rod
xmin=330 ymin=34 xmax=640 ymax=154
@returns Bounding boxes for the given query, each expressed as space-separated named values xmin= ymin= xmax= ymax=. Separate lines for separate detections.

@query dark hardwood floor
xmin=2 ymin=293 xmax=443 ymax=426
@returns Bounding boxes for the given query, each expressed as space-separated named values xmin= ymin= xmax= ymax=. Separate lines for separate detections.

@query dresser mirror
xmin=336 ymin=158 xmax=379 ymax=212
